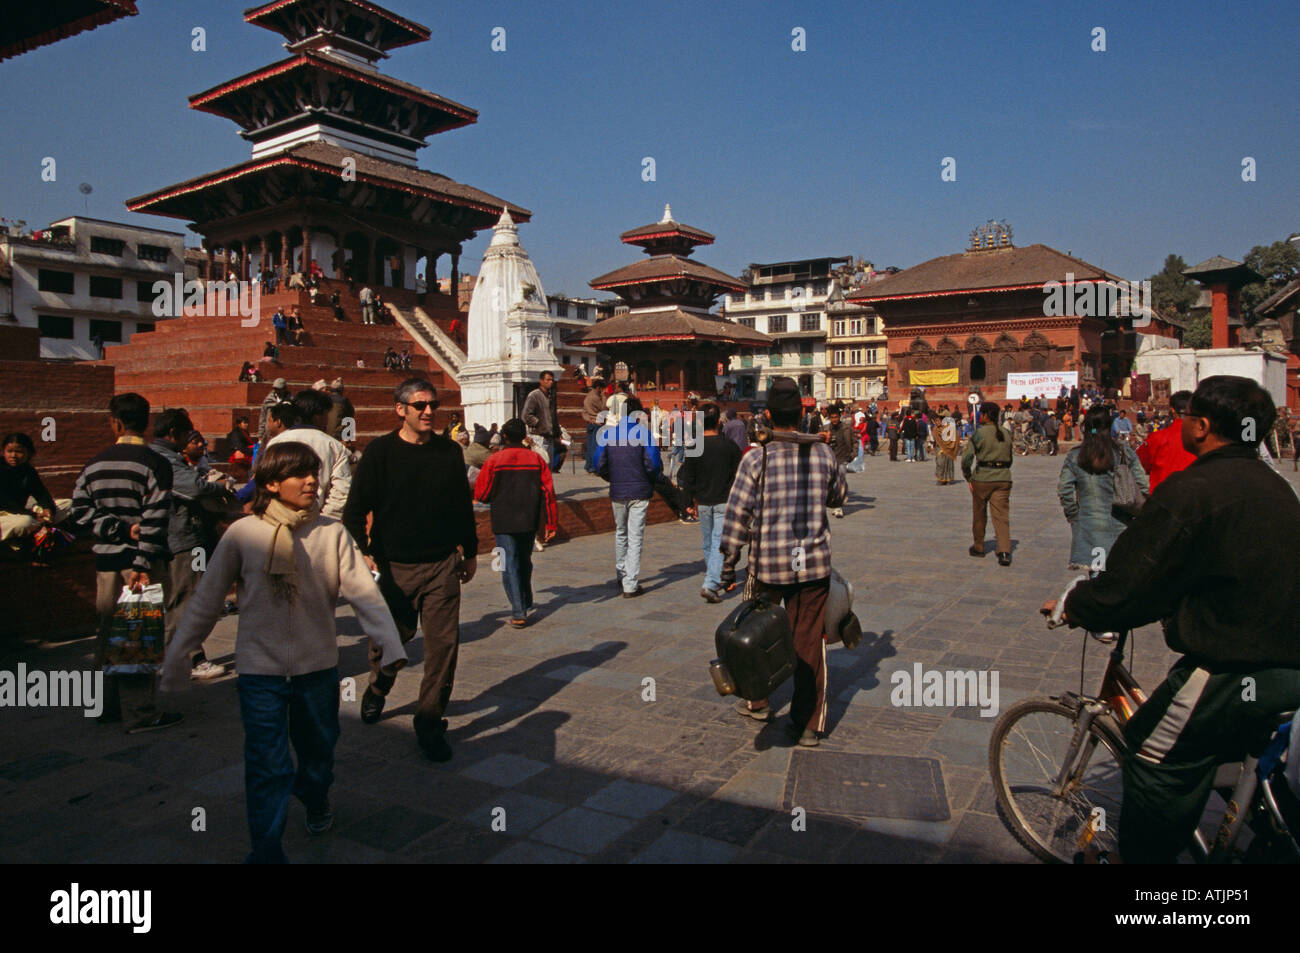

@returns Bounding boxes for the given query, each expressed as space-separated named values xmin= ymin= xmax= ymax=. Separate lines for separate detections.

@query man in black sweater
xmin=678 ymin=403 xmax=743 ymax=603
xmin=1049 ymin=376 xmax=1300 ymax=862
xmin=342 ymin=378 xmax=478 ymax=762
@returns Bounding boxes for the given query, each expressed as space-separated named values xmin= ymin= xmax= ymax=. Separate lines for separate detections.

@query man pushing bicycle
xmin=1042 ymin=375 xmax=1300 ymax=863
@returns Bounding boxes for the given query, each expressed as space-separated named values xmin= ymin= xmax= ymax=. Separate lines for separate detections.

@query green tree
xmin=1182 ymin=313 xmax=1212 ymax=348
xmin=1149 ymin=254 xmax=1199 ymax=317
xmin=1240 ymin=240 xmax=1300 ymax=324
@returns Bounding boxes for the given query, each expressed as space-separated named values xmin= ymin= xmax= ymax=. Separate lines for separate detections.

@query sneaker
xmin=126 ymin=711 xmax=183 ymax=734
xmin=190 ymin=661 xmax=228 ymax=680
xmin=997 ymin=552 xmax=1012 ymax=567
xmin=700 ymin=587 xmax=723 ymax=604
xmin=360 ymin=686 xmax=385 ymax=724
xmin=622 ymin=585 xmax=644 ymax=598
xmin=534 ymin=538 xmax=545 ymax=552
xmin=421 ymin=734 xmax=453 ymax=763
xmin=736 ymin=702 xmax=775 ymax=722
xmin=305 ymin=801 xmax=334 ymax=835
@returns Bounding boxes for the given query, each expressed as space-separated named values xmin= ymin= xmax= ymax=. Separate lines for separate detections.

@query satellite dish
xmin=79 ymin=183 xmax=93 ymax=195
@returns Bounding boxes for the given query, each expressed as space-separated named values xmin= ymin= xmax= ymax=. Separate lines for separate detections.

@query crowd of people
xmin=5 ymin=361 xmax=1299 ymax=865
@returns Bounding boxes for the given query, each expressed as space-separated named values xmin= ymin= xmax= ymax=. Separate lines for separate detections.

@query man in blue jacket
xmin=594 ymin=395 xmax=662 ymax=598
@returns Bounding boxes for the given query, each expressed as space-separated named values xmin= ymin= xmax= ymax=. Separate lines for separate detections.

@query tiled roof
xmin=244 ymin=0 xmax=430 ymax=50
xmin=127 ymin=141 xmax=530 ymax=222
xmin=189 ymin=51 xmax=477 ymax=135
xmin=845 ymin=244 xmax=1120 ymax=301
xmin=590 ymin=255 xmax=746 ymax=293
xmin=1257 ymin=278 xmax=1300 ymax=317
xmin=574 ymin=309 xmax=772 ymax=347
xmin=0 ymin=0 xmax=138 ymax=62
xmin=620 ymin=220 xmax=715 ymax=245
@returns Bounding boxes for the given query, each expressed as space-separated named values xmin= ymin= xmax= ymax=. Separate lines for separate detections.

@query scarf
xmin=259 ymin=498 xmax=313 ymax=601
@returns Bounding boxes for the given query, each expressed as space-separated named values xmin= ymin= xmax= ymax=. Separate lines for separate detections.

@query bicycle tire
xmin=989 ymin=696 xmax=1126 ymax=863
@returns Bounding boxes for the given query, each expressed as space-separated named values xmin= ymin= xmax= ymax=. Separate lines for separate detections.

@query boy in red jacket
xmin=474 ymin=418 xmax=558 ymax=627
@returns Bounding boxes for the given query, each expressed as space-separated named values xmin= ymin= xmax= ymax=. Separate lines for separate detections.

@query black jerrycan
xmin=709 ymin=596 xmax=795 ymax=701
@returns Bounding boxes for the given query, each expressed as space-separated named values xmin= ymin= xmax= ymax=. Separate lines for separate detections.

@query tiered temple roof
xmin=0 ymin=0 xmax=137 ymax=62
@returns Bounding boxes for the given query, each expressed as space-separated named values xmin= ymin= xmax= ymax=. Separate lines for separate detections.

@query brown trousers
xmin=369 ymin=554 xmax=460 ymax=743
xmin=165 ymin=553 xmax=203 ymax=660
xmin=970 ymin=481 xmax=1012 ymax=553
xmin=756 ymin=576 xmax=831 ymax=734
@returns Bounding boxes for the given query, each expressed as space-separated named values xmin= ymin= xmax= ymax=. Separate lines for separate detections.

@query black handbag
xmin=708 ymin=444 xmax=796 ymax=701
xmin=1110 ymin=446 xmax=1147 ymax=521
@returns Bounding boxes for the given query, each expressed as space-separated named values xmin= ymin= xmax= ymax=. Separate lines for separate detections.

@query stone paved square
xmin=3 ymin=459 xmax=1297 ymax=863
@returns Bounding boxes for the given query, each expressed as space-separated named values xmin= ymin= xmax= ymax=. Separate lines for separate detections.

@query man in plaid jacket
xmin=719 ymin=377 xmax=847 ymax=746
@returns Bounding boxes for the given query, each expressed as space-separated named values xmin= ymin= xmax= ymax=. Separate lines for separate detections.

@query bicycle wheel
xmin=989 ymin=697 xmax=1125 ymax=863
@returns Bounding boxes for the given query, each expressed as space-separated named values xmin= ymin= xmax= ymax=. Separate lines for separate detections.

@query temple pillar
xmin=1211 ymin=282 xmax=1230 ymax=349
xmin=205 ymin=245 xmax=214 ymax=282
xmin=280 ymin=233 xmax=290 ymax=274
xmin=450 ymin=252 xmax=459 ymax=296
xmin=302 ymin=225 xmax=313 ymax=274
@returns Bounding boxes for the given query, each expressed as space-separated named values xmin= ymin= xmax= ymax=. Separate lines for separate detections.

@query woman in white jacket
xmin=162 ymin=441 xmax=406 ymax=864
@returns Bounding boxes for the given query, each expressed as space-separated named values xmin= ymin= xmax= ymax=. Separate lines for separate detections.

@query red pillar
xmin=1211 ymin=282 xmax=1230 ymax=349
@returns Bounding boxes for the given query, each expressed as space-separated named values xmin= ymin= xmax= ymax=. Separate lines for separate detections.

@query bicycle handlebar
xmin=1047 ymin=575 xmax=1090 ymax=628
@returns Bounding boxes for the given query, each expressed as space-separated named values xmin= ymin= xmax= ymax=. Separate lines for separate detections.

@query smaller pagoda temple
xmin=576 ymin=205 xmax=770 ymax=403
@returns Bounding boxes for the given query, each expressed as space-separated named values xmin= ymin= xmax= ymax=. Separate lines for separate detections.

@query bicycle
xmin=988 ymin=577 xmax=1300 ymax=863
xmin=1012 ymin=429 xmax=1047 ymax=455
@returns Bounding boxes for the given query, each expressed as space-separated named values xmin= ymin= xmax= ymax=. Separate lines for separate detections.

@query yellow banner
xmin=909 ymin=367 xmax=959 ymax=386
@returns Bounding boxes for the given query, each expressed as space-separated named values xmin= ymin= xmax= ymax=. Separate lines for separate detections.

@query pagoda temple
xmin=576 ymin=205 xmax=770 ymax=403
xmin=0 ymin=1 xmax=137 ymax=62
xmin=127 ymin=0 xmax=529 ymax=295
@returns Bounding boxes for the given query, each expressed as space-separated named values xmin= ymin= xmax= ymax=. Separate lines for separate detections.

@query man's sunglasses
xmin=403 ymin=400 xmax=438 ymax=412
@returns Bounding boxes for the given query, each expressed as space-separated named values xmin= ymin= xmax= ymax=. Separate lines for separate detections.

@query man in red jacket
xmin=474 ymin=418 xmax=557 ymax=628
xmin=1137 ymin=390 xmax=1196 ymax=493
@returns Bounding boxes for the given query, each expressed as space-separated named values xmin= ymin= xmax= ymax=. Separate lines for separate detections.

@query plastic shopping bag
xmin=104 ymin=584 xmax=166 ymax=675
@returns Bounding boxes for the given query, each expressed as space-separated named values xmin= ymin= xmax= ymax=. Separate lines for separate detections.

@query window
xmin=851 ymin=380 xmax=863 ymax=398
xmin=833 ymin=379 xmax=847 ymax=398
xmin=970 ymin=355 xmax=986 ymax=381
xmin=770 ymin=345 xmax=783 ymax=367
xmin=554 ymin=300 xmax=568 ymax=317
xmin=800 ymin=312 xmax=820 ymax=331
xmin=850 ymin=348 xmax=862 ymax=366
xmin=832 ymin=348 xmax=846 ymax=367
xmin=137 ymin=243 xmax=169 ymax=263
xmin=91 ymin=236 xmax=125 ymax=256
xmin=832 ymin=319 xmax=845 ymax=336
xmin=768 ymin=314 xmax=787 ymax=334
xmin=799 ymin=341 xmax=814 ymax=365
xmin=576 ymin=306 xmax=589 ymax=322
xmin=741 ymin=354 xmax=753 ymax=368
xmin=738 ymin=316 xmax=755 ymax=329
xmin=848 ymin=318 xmax=864 ymax=336
xmin=38 ymin=315 xmax=75 ymax=339
xmin=89 ymin=276 xmax=123 ymax=299
xmin=38 ymin=269 xmax=74 ymax=294
xmin=135 ymin=322 xmax=155 ymax=335
xmin=137 ymin=280 xmax=158 ymax=302
xmin=865 ymin=316 xmax=877 ymax=335
xmin=865 ymin=347 xmax=879 ymax=365
xmin=812 ymin=280 xmax=827 ymax=296
xmin=88 ymin=319 xmax=122 ymax=343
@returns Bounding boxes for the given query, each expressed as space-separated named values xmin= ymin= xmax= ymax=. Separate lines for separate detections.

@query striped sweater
xmin=70 ymin=437 xmax=173 ymax=572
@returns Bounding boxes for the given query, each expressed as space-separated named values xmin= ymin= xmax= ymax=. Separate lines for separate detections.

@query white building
xmin=0 ymin=216 xmax=187 ymax=360
xmin=720 ymin=256 xmax=848 ymax=401
xmin=547 ymin=294 xmax=615 ymax=375
xmin=459 ymin=209 xmax=560 ymax=428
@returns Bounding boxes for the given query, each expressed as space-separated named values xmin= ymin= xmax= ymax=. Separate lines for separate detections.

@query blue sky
xmin=1 ymin=0 xmax=1295 ymax=298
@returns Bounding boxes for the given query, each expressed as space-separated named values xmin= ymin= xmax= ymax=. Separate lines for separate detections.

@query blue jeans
xmin=915 ymin=438 xmax=926 ymax=461
xmin=585 ymin=423 xmax=598 ymax=472
xmin=697 ymin=502 xmax=727 ymax=591
xmin=904 ymin=438 xmax=915 ymax=460
xmin=237 ymin=667 xmax=340 ymax=864
xmin=494 ymin=532 xmax=535 ymax=618
xmin=612 ymin=498 xmax=649 ymax=591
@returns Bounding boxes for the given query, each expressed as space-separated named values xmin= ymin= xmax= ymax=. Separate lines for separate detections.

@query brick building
xmin=845 ymin=228 xmax=1149 ymax=405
